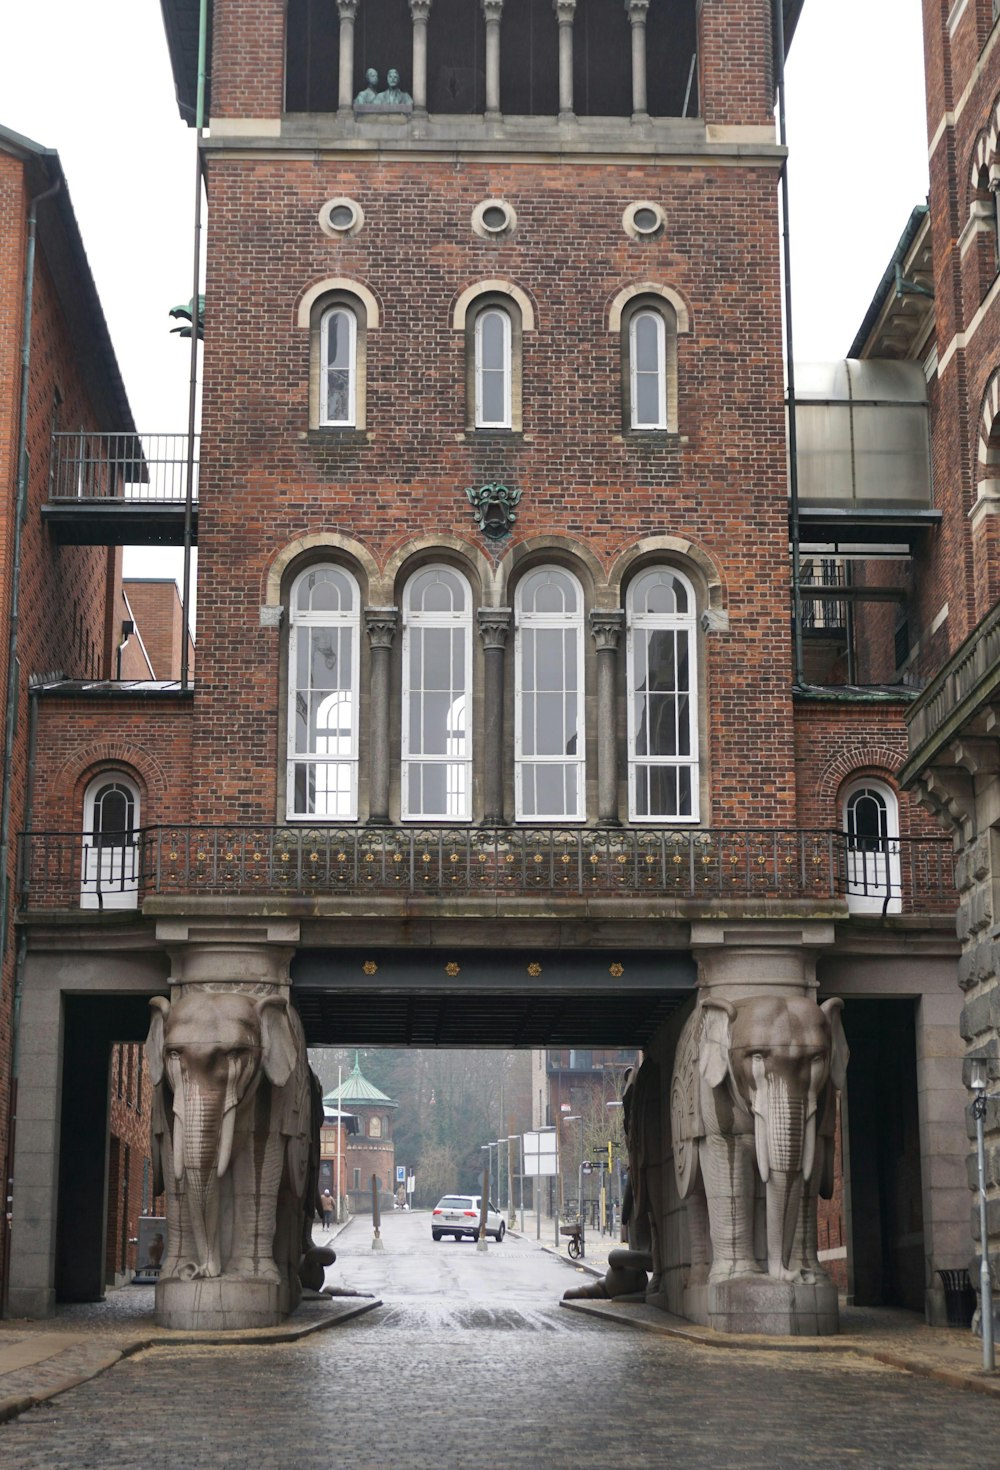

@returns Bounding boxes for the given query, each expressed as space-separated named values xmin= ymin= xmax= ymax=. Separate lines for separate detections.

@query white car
xmin=431 ymin=1193 xmax=505 ymax=1242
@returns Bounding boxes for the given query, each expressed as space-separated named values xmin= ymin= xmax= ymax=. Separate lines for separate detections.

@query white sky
xmin=2 ymin=1 xmax=929 ymax=589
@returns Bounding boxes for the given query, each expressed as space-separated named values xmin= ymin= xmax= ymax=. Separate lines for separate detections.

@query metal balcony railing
xmin=49 ymin=432 xmax=198 ymax=502
xmin=905 ymin=597 xmax=1000 ymax=774
xmin=16 ymin=825 xmax=957 ymax=914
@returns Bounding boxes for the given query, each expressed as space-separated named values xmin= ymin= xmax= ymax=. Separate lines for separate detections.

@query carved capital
xmin=477 ymin=607 xmax=513 ymax=650
xmin=625 ymin=0 xmax=650 ymax=20
xmin=337 ymin=0 xmax=359 ymax=18
xmin=482 ymin=0 xmax=504 ymax=21
xmin=589 ymin=609 xmax=625 ymax=651
xmin=409 ymin=0 xmax=432 ymax=17
xmin=364 ymin=607 xmax=399 ymax=649
xmin=554 ymin=0 xmax=576 ymax=22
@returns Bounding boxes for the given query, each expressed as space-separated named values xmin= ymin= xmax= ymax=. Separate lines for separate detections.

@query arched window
xmin=626 ymin=567 xmax=699 ymax=821
xmin=81 ymin=775 xmax=140 ymax=909
xmin=515 ymin=566 xmax=585 ymax=822
xmin=842 ymin=779 xmax=902 ymax=914
xmin=402 ymin=565 xmax=473 ymax=821
xmin=319 ymin=305 xmax=358 ymax=425
xmin=287 ymin=564 xmax=360 ymax=819
xmin=629 ymin=310 xmax=667 ymax=428
xmin=369 ymin=1115 xmax=382 ymax=1138
xmin=474 ymin=307 xmax=512 ymax=427
xmin=613 ymin=292 xmax=681 ymax=432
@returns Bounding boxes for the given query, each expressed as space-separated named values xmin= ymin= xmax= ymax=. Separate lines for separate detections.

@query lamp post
xmin=607 ymin=1098 xmax=623 ymax=1235
xmin=562 ymin=1113 xmax=584 ymax=1257
xmin=970 ymin=1055 xmax=996 ymax=1372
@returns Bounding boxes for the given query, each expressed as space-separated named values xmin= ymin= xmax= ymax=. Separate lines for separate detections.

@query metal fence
xmin=17 ymin=825 xmax=957 ymax=913
xmin=49 ymin=432 xmax=198 ymax=502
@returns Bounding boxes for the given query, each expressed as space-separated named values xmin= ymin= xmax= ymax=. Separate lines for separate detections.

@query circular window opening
xmin=623 ymin=201 xmax=665 ymax=240
xmin=472 ymin=199 xmax=517 ymax=239
xmin=633 ymin=207 xmax=659 ymax=233
xmin=319 ymin=196 xmax=365 ymax=238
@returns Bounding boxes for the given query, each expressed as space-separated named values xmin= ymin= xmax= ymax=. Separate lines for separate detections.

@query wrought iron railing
xmin=905 ymin=596 xmax=1000 ymax=770
xmin=48 ymin=432 xmax=198 ymax=502
xmin=16 ymin=826 xmax=957 ymax=913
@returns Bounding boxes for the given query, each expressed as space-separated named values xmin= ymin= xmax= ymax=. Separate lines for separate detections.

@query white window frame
xmin=319 ymin=305 xmax=358 ymax=426
xmin=626 ymin=567 xmax=700 ymax=823
xmin=629 ymin=309 xmax=667 ymax=429
xmin=514 ymin=566 xmax=586 ymax=823
xmin=81 ymin=774 xmax=140 ymax=909
xmin=842 ymin=779 xmax=902 ymax=914
xmin=401 ymin=565 xmax=473 ymax=823
xmin=286 ymin=564 xmax=361 ymax=821
xmin=474 ymin=307 xmax=512 ymax=429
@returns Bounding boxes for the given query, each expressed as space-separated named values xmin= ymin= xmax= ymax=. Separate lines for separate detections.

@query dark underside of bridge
xmin=292 ymin=948 xmax=696 ymax=1047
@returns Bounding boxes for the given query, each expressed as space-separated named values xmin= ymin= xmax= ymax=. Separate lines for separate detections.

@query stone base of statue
xmin=673 ymin=1275 xmax=839 ymax=1336
xmin=156 ymin=1276 xmax=289 ymax=1331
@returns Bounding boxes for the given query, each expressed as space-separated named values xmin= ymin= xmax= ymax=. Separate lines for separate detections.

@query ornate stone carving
xmin=354 ymin=67 xmax=380 ymax=104
xmin=146 ymin=986 xmax=324 ymax=1329
xmin=482 ymin=0 xmax=504 ymax=19
xmin=670 ymin=994 xmax=848 ymax=1289
xmin=374 ymin=67 xmax=412 ymax=105
xmin=589 ymin=609 xmax=624 ymax=651
xmin=337 ymin=0 xmax=359 ymax=18
xmin=554 ymin=0 xmax=576 ymax=20
xmin=466 ymin=482 xmax=522 ymax=539
xmin=364 ymin=607 xmax=399 ymax=649
xmin=477 ymin=607 xmax=513 ymax=649
xmin=625 ymin=0 xmax=650 ymax=19
xmin=409 ymin=0 xmax=432 ymax=18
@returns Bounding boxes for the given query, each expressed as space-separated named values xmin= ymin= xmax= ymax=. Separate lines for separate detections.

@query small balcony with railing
xmin=43 ymin=431 xmax=198 ymax=545
xmin=17 ymin=823 xmax=956 ymax=919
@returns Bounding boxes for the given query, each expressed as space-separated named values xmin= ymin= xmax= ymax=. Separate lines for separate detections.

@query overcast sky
xmin=2 ymin=1 xmax=929 ymax=587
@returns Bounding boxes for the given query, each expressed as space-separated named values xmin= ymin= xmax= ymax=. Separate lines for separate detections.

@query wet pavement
xmin=1 ymin=1210 xmax=998 ymax=1468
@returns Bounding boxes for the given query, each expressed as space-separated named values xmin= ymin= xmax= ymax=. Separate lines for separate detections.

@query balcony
xmin=17 ymin=825 xmax=956 ymax=915
xmin=43 ymin=432 xmax=198 ymax=546
xmin=902 ymin=598 xmax=1000 ymax=784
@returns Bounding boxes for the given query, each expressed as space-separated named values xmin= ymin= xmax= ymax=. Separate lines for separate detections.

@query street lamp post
xmin=563 ymin=1113 xmax=584 ymax=1258
xmin=970 ymin=1055 xmax=996 ymax=1372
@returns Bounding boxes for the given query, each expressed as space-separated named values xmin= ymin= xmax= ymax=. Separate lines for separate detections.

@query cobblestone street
xmin=1 ymin=1213 xmax=998 ymax=1468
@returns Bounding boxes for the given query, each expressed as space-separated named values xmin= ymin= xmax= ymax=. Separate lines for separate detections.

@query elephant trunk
xmin=177 ymin=1078 xmax=226 ymax=1278
xmin=752 ymin=1064 xmax=816 ymax=1276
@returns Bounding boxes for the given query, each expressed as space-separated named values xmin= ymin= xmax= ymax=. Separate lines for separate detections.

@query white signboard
xmin=523 ymin=1130 xmax=558 ymax=1177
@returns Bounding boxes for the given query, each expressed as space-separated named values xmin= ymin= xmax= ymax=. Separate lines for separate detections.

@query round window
xmin=318 ymin=196 xmax=365 ymax=238
xmin=623 ymin=200 xmax=666 ymax=240
xmin=472 ymin=198 xmax=517 ymax=239
xmin=633 ymin=207 xmax=659 ymax=233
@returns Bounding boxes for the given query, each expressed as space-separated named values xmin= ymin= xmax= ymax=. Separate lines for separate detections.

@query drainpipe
xmin=180 ymin=0 xmax=210 ymax=689
xmin=0 ymin=173 xmax=61 ymax=981
xmin=772 ymin=0 xmax=805 ymax=688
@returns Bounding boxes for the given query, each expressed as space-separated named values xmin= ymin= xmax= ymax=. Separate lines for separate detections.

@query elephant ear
xmin=146 ymin=995 xmax=170 ymax=1087
xmin=258 ymin=995 xmax=299 ymax=1088
xmin=821 ymin=997 xmax=850 ymax=1092
xmin=699 ymin=998 xmax=736 ymax=1090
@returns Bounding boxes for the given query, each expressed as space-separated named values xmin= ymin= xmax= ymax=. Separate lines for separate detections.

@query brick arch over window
xmin=607 ymin=535 xmax=725 ymax=613
xmin=501 ymin=535 xmax=606 ymax=603
xmin=605 ymin=281 xmax=692 ymax=335
xmin=265 ymin=532 xmax=380 ymax=608
xmin=977 ymin=368 xmax=1000 ymax=499
xmin=382 ymin=533 xmax=495 ymax=607
xmin=450 ymin=279 xmax=537 ymax=332
xmin=815 ymin=747 xmax=903 ymax=809
xmin=59 ymin=745 xmax=167 ymax=812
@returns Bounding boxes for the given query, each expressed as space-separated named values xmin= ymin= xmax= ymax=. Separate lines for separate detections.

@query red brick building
xmin=2 ymin=1 xmax=977 ymax=1329
xmin=324 ymin=1055 xmax=397 ymax=1215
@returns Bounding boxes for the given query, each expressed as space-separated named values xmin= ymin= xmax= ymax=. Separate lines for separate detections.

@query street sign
xmin=523 ymin=1129 xmax=558 ymax=1176
xmin=581 ymin=1161 xmax=595 ymax=1175
xmin=396 ymin=1166 xmax=406 ymax=1182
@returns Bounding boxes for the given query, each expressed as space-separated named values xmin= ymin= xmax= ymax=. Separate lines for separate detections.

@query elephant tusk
xmin=802 ymin=1110 xmax=817 ymax=1184
xmin=218 ymin=1103 xmax=236 ymax=1179
xmin=172 ymin=1109 xmax=185 ymax=1183
xmin=751 ymin=1055 xmax=770 ymax=1182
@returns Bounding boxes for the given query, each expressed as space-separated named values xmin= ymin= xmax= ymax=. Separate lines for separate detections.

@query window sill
xmin=616 ymin=431 xmax=686 ymax=445
xmin=456 ymin=428 xmax=524 ymax=441
xmin=303 ymin=428 xmax=372 ymax=445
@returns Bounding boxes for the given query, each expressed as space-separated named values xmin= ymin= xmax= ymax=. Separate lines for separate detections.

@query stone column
xmin=365 ymin=607 xmax=399 ymax=825
xmin=409 ymin=0 xmax=431 ymax=114
xmin=625 ymin=0 xmax=650 ymax=121
xmin=554 ymin=0 xmax=576 ymax=119
xmin=338 ymin=0 xmax=359 ymax=112
xmin=478 ymin=608 xmax=512 ymax=824
xmin=589 ymin=610 xmax=624 ymax=825
xmin=483 ymin=0 xmax=504 ymax=117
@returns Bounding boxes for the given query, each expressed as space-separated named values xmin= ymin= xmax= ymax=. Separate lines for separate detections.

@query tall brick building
xmin=2 ymin=1 xmax=978 ymax=1329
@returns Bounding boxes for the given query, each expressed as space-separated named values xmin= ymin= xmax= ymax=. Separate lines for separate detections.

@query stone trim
xmin=295 ymin=277 xmax=381 ymax=330
xmin=606 ymin=281 xmax=691 ymax=334
xmin=451 ymin=279 xmax=536 ymax=332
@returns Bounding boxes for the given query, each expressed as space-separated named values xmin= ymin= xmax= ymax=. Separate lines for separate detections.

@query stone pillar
xmin=477 ymin=608 xmax=512 ymax=824
xmin=554 ymin=0 xmax=576 ymax=119
xmin=625 ymin=0 xmax=650 ymax=121
xmin=338 ymin=0 xmax=359 ymax=112
xmin=483 ymin=0 xmax=504 ymax=117
xmin=365 ymin=607 xmax=399 ymax=824
xmin=409 ymin=0 xmax=431 ymax=113
xmin=589 ymin=610 xmax=624 ymax=825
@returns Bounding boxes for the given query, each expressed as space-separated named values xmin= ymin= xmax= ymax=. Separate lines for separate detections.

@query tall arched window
xmin=629 ymin=310 xmax=667 ymax=428
xmin=626 ymin=567 xmax=699 ymax=821
xmin=515 ymin=566 xmax=585 ymax=822
xmin=320 ymin=305 xmax=358 ymax=425
xmin=474 ymin=307 xmax=513 ymax=428
xmin=287 ymin=564 xmax=360 ymax=819
xmin=81 ymin=774 xmax=140 ymax=909
xmin=402 ymin=565 xmax=473 ymax=821
xmin=842 ymin=779 xmax=902 ymax=914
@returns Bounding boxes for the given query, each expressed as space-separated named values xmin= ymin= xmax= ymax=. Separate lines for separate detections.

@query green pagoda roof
xmin=323 ymin=1053 xmax=397 ymax=1108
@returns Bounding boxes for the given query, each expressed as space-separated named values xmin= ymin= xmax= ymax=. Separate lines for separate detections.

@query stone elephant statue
xmin=146 ymin=986 xmax=322 ymax=1311
xmin=670 ymin=993 xmax=848 ymax=1285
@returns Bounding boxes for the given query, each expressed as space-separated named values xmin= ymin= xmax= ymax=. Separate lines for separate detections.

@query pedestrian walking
xmin=320 ymin=1189 xmax=335 ymax=1228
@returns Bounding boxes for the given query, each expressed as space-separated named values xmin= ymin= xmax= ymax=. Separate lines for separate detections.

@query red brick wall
xmin=106 ymin=1042 xmax=154 ymax=1278
xmin=123 ymin=580 xmax=193 ymax=680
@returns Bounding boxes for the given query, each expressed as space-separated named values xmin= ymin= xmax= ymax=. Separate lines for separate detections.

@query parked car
xmin=431 ymin=1194 xmax=505 ymax=1242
